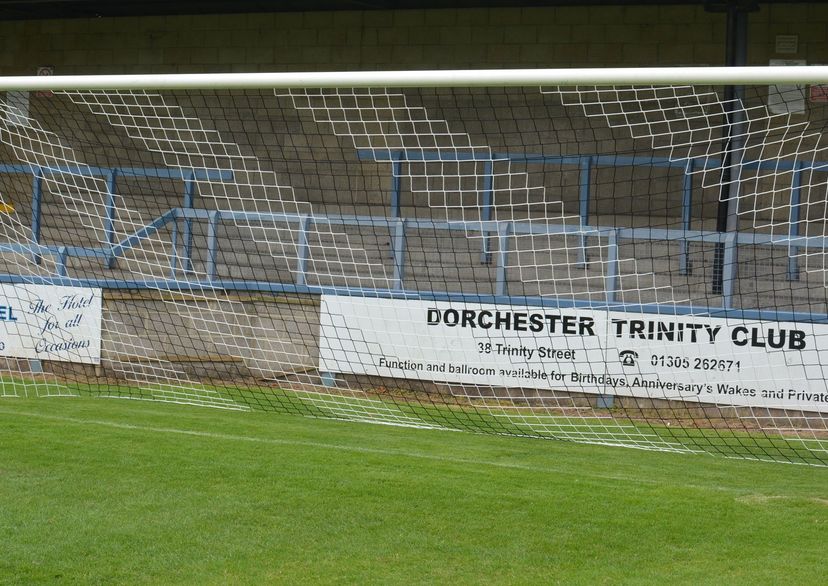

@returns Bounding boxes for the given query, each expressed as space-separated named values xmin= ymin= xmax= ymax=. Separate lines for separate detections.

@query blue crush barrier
xmin=0 ymin=159 xmax=825 ymax=324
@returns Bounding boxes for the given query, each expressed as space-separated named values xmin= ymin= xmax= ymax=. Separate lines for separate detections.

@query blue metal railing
xmin=2 ymin=205 xmax=828 ymax=323
xmin=0 ymin=164 xmax=233 ymax=269
xmin=1 ymin=158 xmax=827 ymax=324
xmin=357 ymin=149 xmax=828 ymax=281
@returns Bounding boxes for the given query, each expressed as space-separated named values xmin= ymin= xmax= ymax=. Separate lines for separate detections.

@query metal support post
xmin=711 ymin=1 xmax=755 ymax=295
xmin=787 ymin=162 xmax=804 ymax=281
xmin=206 ymin=210 xmax=220 ymax=281
xmin=392 ymin=219 xmax=407 ymax=290
xmin=30 ymin=167 xmax=43 ymax=265
xmin=495 ymin=222 xmax=512 ymax=296
xmin=294 ymin=216 xmax=311 ymax=286
xmin=390 ymin=152 xmax=403 ymax=219
xmin=605 ymin=230 xmax=619 ymax=303
xmin=105 ymin=169 xmax=118 ymax=269
xmin=480 ymin=160 xmax=494 ymax=264
xmin=182 ymin=171 xmax=196 ymax=273
xmin=679 ymin=160 xmax=695 ymax=275
xmin=577 ymin=156 xmax=593 ymax=268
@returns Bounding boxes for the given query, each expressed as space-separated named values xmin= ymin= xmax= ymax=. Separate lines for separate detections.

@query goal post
xmin=0 ymin=66 xmax=827 ymax=465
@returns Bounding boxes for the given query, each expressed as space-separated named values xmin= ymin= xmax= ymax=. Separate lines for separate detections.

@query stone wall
xmin=0 ymin=4 xmax=825 ymax=75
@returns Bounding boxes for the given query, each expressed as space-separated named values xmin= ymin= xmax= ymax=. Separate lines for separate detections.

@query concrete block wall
xmin=0 ymin=4 xmax=825 ymax=75
xmin=99 ymin=292 xmax=321 ymax=383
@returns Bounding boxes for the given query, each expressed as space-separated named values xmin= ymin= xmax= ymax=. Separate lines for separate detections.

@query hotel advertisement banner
xmin=0 ymin=284 xmax=102 ymax=365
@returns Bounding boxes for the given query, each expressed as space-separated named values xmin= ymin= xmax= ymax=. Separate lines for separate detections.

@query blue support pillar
xmin=722 ymin=232 xmax=738 ymax=309
xmin=390 ymin=152 xmax=403 ymax=219
xmin=105 ymin=169 xmax=118 ymax=269
xmin=679 ymin=160 xmax=695 ymax=275
xmin=577 ymin=156 xmax=593 ymax=268
xmin=205 ymin=210 xmax=220 ymax=282
xmin=169 ymin=220 xmax=179 ymax=278
xmin=787 ymin=162 xmax=804 ymax=281
xmin=605 ymin=230 xmax=619 ymax=303
xmin=30 ymin=167 xmax=43 ymax=265
xmin=56 ymin=246 xmax=68 ymax=277
xmin=294 ymin=216 xmax=311 ymax=286
xmin=392 ymin=219 xmax=407 ymax=290
xmin=480 ymin=160 xmax=494 ymax=264
xmin=495 ymin=222 xmax=511 ymax=296
xmin=182 ymin=172 xmax=196 ymax=273
xmin=389 ymin=154 xmax=403 ymax=261
xmin=711 ymin=0 xmax=753 ymax=296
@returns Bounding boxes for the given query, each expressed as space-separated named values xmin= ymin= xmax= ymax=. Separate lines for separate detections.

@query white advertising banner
xmin=319 ymin=295 xmax=828 ymax=413
xmin=0 ymin=284 xmax=102 ymax=364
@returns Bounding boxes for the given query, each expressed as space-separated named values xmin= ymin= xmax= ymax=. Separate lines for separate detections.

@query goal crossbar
xmin=3 ymin=66 xmax=828 ymax=91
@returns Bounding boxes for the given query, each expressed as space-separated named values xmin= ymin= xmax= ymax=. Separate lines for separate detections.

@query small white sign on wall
xmin=0 ymin=284 xmax=102 ymax=364
xmin=775 ymin=35 xmax=799 ymax=55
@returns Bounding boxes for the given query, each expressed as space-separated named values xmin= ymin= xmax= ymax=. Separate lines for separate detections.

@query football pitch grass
xmin=0 ymin=397 xmax=826 ymax=584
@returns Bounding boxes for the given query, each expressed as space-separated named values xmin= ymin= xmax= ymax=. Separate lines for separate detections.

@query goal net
xmin=1 ymin=67 xmax=827 ymax=465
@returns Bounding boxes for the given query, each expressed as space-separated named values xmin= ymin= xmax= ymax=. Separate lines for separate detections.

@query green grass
xmin=7 ymin=375 xmax=824 ymax=465
xmin=0 ymin=397 xmax=826 ymax=584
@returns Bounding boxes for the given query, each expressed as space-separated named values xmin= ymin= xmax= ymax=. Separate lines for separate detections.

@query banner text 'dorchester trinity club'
xmin=319 ymin=296 xmax=828 ymax=412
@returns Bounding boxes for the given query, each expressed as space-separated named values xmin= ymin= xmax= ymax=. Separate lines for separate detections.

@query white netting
xmin=0 ymin=78 xmax=825 ymax=464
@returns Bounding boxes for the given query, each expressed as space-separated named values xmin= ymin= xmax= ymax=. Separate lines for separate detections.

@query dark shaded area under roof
xmin=0 ymin=0 xmax=807 ymax=21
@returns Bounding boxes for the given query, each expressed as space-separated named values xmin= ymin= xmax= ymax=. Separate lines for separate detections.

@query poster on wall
xmin=319 ymin=295 xmax=828 ymax=413
xmin=0 ymin=284 xmax=102 ymax=365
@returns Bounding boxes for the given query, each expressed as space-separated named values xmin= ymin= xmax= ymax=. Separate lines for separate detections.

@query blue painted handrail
xmin=357 ymin=149 xmax=825 ymax=282
xmin=1 ymin=158 xmax=827 ymax=324
xmin=3 ymin=205 xmax=826 ymax=322
xmin=0 ymin=164 xmax=233 ymax=267
xmin=0 ymin=271 xmax=825 ymax=325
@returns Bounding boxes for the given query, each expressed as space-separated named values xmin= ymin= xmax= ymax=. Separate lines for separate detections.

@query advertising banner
xmin=319 ymin=295 xmax=828 ymax=413
xmin=0 ymin=284 xmax=102 ymax=365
